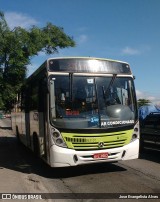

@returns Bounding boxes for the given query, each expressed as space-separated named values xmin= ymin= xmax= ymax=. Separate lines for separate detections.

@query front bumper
xmin=49 ymin=139 xmax=139 ymax=167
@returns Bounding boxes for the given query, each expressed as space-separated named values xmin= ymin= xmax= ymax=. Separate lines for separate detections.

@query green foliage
xmin=0 ymin=11 xmax=75 ymax=111
xmin=137 ymin=99 xmax=151 ymax=108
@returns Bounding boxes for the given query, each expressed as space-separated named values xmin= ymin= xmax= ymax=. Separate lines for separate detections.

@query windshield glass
xmin=50 ymin=75 xmax=137 ymax=129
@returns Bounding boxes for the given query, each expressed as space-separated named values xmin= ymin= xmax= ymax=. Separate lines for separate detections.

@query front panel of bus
xmin=48 ymin=58 xmax=139 ymax=167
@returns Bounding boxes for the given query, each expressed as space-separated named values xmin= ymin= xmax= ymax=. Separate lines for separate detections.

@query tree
xmin=0 ymin=12 xmax=75 ymax=111
xmin=137 ymin=99 xmax=151 ymax=108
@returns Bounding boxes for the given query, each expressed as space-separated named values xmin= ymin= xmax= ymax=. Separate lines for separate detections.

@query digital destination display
xmin=48 ymin=58 xmax=131 ymax=74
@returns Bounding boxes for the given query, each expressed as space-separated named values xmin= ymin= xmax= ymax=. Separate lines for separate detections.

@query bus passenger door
xmin=38 ymin=78 xmax=48 ymax=160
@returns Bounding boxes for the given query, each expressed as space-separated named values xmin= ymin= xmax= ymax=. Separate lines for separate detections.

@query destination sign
xmin=48 ymin=58 xmax=131 ymax=74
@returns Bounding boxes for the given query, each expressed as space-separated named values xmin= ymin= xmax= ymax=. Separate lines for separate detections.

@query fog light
xmin=132 ymin=134 xmax=137 ymax=139
xmin=73 ymin=155 xmax=78 ymax=163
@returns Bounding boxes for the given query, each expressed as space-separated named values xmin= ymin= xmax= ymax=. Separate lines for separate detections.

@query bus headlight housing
xmin=51 ymin=128 xmax=67 ymax=148
xmin=131 ymin=122 xmax=139 ymax=142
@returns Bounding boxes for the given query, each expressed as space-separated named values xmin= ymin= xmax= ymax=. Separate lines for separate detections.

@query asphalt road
xmin=0 ymin=119 xmax=160 ymax=202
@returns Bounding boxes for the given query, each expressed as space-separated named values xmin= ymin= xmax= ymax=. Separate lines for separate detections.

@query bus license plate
xmin=93 ymin=152 xmax=108 ymax=159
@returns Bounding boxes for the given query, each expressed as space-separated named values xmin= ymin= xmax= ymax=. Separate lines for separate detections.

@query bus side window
xmin=30 ymin=85 xmax=38 ymax=111
xmin=21 ymin=91 xmax=25 ymax=111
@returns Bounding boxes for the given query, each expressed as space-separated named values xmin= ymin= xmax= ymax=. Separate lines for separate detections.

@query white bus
xmin=12 ymin=57 xmax=139 ymax=167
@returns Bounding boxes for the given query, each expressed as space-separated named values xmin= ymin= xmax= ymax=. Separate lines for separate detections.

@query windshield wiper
xmin=101 ymin=74 xmax=117 ymax=105
xmin=69 ymin=73 xmax=73 ymax=102
xmin=102 ymin=86 xmax=106 ymax=99
xmin=105 ymin=74 xmax=117 ymax=95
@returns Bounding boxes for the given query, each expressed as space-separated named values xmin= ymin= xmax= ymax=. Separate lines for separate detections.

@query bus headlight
xmin=53 ymin=131 xmax=60 ymax=138
xmin=51 ymin=128 xmax=67 ymax=148
xmin=131 ymin=122 xmax=139 ymax=142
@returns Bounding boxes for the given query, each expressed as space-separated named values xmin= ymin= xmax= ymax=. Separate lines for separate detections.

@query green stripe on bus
xmin=61 ymin=129 xmax=133 ymax=150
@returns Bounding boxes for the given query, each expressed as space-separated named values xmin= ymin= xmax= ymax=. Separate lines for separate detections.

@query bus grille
xmin=62 ymin=130 xmax=132 ymax=151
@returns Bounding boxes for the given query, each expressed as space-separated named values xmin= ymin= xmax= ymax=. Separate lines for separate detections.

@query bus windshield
xmin=50 ymin=75 xmax=137 ymax=129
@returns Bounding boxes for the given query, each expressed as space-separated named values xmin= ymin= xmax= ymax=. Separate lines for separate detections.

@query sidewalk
xmin=0 ymin=124 xmax=29 ymax=199
xmin=0 ymin=119 xmax=50 ymax=201
xmin=0 ymin=120 xmax=29 ymax=192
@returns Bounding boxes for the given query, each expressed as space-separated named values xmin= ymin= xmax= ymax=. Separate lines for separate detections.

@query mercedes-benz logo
xmin=98 ymin=142 xmax=104 ymax=148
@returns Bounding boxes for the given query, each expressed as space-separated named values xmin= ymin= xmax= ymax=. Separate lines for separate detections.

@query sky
xmin=1 ymin=0 xmax=160 ymax=104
